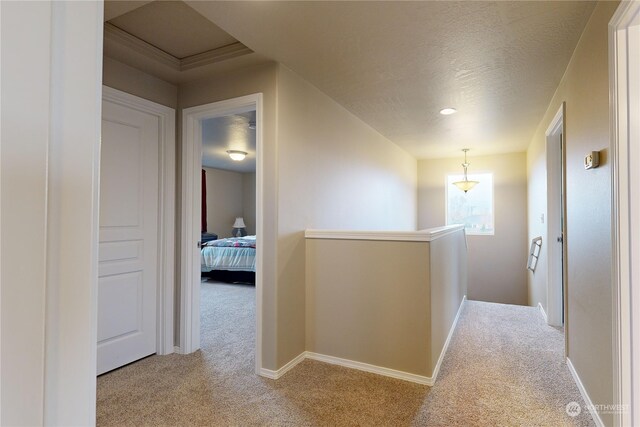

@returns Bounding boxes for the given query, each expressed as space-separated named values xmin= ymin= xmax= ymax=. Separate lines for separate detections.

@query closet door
xmin=97 ymin=97 xmax=159 ymax=375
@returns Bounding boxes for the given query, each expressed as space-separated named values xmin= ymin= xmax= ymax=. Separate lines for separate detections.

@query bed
xmin=201 ymin=235 xmax=256 ymax=283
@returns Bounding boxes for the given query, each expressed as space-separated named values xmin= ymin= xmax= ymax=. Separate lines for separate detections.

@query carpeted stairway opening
xmin=97 ymin=281 xmax=594 ymax=426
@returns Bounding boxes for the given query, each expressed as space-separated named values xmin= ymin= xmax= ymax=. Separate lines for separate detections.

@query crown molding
xmin=104 ymin=22 xmax=180 ymax=70
xmin=104 ymin=22 xmax=253 ymax=72
xmin=181 ymin=42 xmax=253 ymax=71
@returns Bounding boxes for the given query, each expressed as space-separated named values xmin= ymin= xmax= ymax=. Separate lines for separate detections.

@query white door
xmin=97 ymin=98 xmax=159 ymax=375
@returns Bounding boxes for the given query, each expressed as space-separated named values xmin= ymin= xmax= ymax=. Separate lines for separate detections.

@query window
xmin=446 ymin=173 xmax=494 ymax=235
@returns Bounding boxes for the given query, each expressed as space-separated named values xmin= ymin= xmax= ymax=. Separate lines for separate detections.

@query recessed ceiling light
xmin=227 ymin=150 xmax=247 ymax=161
xmin=439 ymin=108 xmax=457 ymax=115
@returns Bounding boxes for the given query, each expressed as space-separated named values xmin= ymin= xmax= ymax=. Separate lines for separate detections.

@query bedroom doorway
xmin=181 ymin=94 xmax=264 ymax=375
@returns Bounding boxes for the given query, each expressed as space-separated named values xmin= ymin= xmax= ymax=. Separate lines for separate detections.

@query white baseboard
xmin=258 ymin=295 xmax=467 ymax=386
xmin=538 ymin=302 xmax=548 ymax=323
xmin=305 ymin=351 xmax=433 ymax=385
xmin=258 ymin=351 xmax=306 ymax=380
xmin=430 ymin=295 xmax=466 ymax=382
xmin=566 ymin=357 xmax=604 ymax=427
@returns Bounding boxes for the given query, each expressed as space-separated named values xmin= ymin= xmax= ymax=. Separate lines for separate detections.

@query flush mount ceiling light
xmin=452 ymin=148 xmax=479 ymax=193
xmin=227 ymin=150 xmax=247 ymax=161
xmin=439 ymin=107 xmax=457 ymax=115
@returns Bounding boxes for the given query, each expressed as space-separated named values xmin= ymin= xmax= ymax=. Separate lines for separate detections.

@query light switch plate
xmin=585 ymin=151 xmax=600 ymax=170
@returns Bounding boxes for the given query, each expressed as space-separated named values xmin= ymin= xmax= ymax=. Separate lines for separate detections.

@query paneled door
xmin=97 ymin=97 xmax=159 ymax=375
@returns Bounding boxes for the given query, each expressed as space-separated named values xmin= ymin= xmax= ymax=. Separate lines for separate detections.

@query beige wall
xmin=203 ymin=167 xmax=244 ymax=238
xmin=429 ymin=231 xmax=468 ymax=372
xmin=418 ymin=152 xmax=528 ymax=305
xmin=202 ymin=167 xmax=256 ymax=237
xmin=526 ymin=2 xmax=618 ymax=423
xmin=243 ymin=172 xmax=257 ymax=235
xmin=305 ymin=229 xmax=466 ymax=378
xmin=103 ymin=57 xmax=178 ymax=109
xmin=276 ymin=65 xmax=418 ymax=366
xmin=306 ymin=239 xmax=431 ymax=375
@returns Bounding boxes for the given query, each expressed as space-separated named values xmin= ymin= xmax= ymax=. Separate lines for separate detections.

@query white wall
xmin=276 ymin=64 xmax=417 ymax=366
xmin=418 ymin=152 xmax=528 ymax=305
xmin=526 ymin=2 xmax=618 ymax=423
xmin=1 ymin=3 xmax=52 ymax=423
xmin=1 ymin=2 xmax=103 ymax=425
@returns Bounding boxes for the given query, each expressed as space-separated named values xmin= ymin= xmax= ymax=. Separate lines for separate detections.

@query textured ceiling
xmin=187 ymin=1 xmax=596 ymax=158
xmin=202 ymin=111 xmax=257 ymax=173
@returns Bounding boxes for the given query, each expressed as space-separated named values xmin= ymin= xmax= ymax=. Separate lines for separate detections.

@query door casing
xmin=180 ymin=93 xmax=264 ymax=376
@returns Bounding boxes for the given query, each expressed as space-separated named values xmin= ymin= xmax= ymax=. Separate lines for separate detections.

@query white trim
xmin=304 ymin=224 xmax=464 ymax=242
xmin=180 ymin=94 xmax=264 ymax=377
xmin=545 ymin=103 xmax=565 ymax=328
xmin=610 ymin=3 xmax=640 ymax=426
xmin=538 ymin=302 xmax=548 ymax=323
xmin=259 ymin=352 xmax=307 ymax=380
xmin=305 ymin=352 xmax=433 ymax=385
xmin=104 ymin=23 xmax=252 ymax=72
xmin=546 ymin=103 xmax=565 ymax=136
xmin=104 ymin=23 xmax=179 ymax=70
xmin=102 ymin=86 xmax=176 ymax=356
xmin=173 ymin=346 xmax=182 ymax=354
xmin=260 ymin=296 xmax=466 ymax=386
xmin=567 ymin=357 xmax=605 ymax=427
xmin=180 ymin=43 xmax=254 ymax=71
xmin=430 ymin=296 xmax=467 ymax=382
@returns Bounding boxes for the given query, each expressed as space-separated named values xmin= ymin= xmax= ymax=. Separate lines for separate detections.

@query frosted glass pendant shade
xmin=452 ymin=179 xmax=479 ymax=193
xmin=227 ymin=150 xmax=247 ymax=161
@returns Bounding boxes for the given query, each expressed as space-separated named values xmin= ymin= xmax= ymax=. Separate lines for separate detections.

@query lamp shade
xmin=233 ymin=217 xmax=246 ymax=228
xmin=452 ymin=179 xmax=479 ymax=193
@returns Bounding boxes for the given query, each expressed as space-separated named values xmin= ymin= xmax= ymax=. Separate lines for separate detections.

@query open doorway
xmin=180 ymin=94 xmax=264 ymax=375
xmin=199 ymin=110 xmax=257 ymax=373
xmin=545 ymin=103 xmax=567 ymax=333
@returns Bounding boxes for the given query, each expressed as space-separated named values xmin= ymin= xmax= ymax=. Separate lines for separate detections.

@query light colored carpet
xmin=97 ymin=281 xmax=593 ymax=426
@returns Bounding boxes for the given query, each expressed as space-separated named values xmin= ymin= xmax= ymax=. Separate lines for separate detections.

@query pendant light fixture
xmin=452 ymin=149 xmax=479 ymax=193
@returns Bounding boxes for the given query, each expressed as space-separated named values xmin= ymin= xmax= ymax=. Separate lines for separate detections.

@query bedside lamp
xmin=232 ymin=217 xmax=247 ymax=237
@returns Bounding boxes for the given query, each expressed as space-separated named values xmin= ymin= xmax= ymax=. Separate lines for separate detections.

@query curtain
xmin=201 ymin=169 xmax=207 ymax=233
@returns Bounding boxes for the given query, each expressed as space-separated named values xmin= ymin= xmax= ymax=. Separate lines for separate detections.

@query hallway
xmin=97 ymin=284 xmax=592 ymax=426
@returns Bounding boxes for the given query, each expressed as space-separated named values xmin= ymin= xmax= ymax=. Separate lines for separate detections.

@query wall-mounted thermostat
xmin=584 ymin=151 xmax=600 ymax=170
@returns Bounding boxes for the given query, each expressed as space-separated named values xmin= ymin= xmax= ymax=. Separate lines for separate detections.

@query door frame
xmin=102 ymin=86 xmax=176 ymax=356
xmin=610 ymin=2 xmax=640 ymax=425
xmin=545 ymin=102 xmax=567 ymax=333
xmin=180 ymin=93 xmax=264 ymax=375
